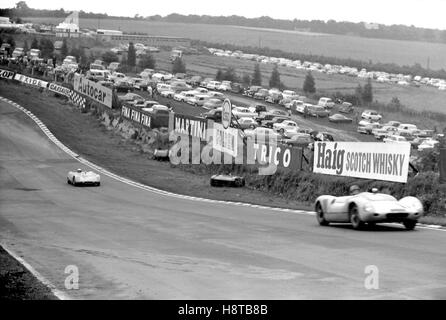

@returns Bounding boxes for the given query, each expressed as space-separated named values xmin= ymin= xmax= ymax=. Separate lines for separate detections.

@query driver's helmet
xmin=349 ymin=185 xmax=360 ymax=195
xmin=77 ymin=168 xmax=82 ymax=173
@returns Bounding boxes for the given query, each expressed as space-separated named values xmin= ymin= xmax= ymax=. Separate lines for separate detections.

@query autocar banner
xmin=48 ymin=82 xmax=72 ymax=98
xmin=121 ymin=105 xmax=152 ymax=129
xmin=0 ymin=68 xmax=15 ymax=80
xmin=313 ymin=141 xmax=411 ymax=183
xmin=14 ymin=73 xmax=48 ymax=88
xmin=73 ymin=73 xmax=112 ymax=108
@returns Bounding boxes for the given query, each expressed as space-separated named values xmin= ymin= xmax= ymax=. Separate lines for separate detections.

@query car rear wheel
xmin=67 ymin=178 xmax=71 ymax=185
xmin=349 ymin=204 xmax=364 ymax=230
xmin=403 ymin=220 xmax=417 ymax=230
xmin=316 ymin=202 xmax=329 ymax=226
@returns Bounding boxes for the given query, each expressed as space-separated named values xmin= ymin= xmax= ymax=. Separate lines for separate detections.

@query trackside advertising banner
xmin=0 ymin=68 xmax=15 ymax=79
xmin=213 ymin=122 xmax=239 ymax=157
xmin=313 ymin=142 xmax=411 ymax=183
xmin=170 ymin=113 xmax=208 ymax=141
xmin=73 ymin=73 xmax=112 ymax=108
xmin=250 ymin=142 xmax=303 ymax=171
xmin=14 ymin=73 xmax=48 ymax=88
xmin=121 ymin=105 xmax=152 ymax=129
xmin=48 ymin=83 xmax=72 ymax=98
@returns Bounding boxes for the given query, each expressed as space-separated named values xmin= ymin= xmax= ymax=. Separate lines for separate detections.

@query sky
xmin=3 ymin=0 xmax=446 ymax=30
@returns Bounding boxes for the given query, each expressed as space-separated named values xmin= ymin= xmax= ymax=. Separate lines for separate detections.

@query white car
xmin=206 ymin=81 xmax=221 ymax=90
xmin=207 ymin=91 xmax=225 ymax=100
xmin=156 ymin=83 xmax=171 ymax=93
xmin=315 ymin=189 xmax=423 ymax=230
xmin=217 ymin=83 xmax=232 ymax=91
xmin=361 ymin=110 xmax=382 ymax=121
xmin=273 ymin=120 xmax=299 ymax=136
xmin=186 ymin=94 xmax=210 ymax=106
xmin=318 ymin=97 xmax=335 ymax=109
xmin=160 ymin=90 xmax=175 ymax=98
xmin=174 ymin=91 xmax=196 ymax=102
xmin=244 ymin=127 xmax=281 ymax=141
xmin=383 ymin=135 xmax=408 ymax=143
xmin=67 ymin=169 xmax=100 ymax=186
xmin=152 ymin=72 xmax=173 ymax=81
xmin=232 ymin=107 xmax=258 ymax=119
xmin=418 ymin=139 xmax=439 ymax=151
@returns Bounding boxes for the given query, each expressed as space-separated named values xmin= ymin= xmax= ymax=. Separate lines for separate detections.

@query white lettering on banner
xmin=48 ymin=83 xmax=72 ymax=98
xmin=0 ymin=69 xmax=14 ymax=79
xmin=13 ymin=74 xmax=48 ymax=88
xmin=212 ymin=123 xmax=238 ymax=157
xmin=121 ymin=105 xmax=151 ymax=129
xmin=174 ymin=116 xmax=207 ymax=140
xmin=313 ymin=142 xmax=411 ymax=183
xmin=73 ymin=74 xmax=112 ymax=108
xmin=251 ymin=142 xmax=297 ymax=169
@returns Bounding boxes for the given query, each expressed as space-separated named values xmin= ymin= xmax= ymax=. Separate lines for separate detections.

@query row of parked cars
xmin=206 ymin=47 xmax=446 ymax=91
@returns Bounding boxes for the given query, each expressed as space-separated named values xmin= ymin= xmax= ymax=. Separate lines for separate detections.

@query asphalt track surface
xmin=0 ymin=99 xmax=445 ymax=299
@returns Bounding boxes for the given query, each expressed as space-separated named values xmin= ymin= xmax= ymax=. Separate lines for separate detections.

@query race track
xmin=1 ymin=99 xmax=445 ymax=299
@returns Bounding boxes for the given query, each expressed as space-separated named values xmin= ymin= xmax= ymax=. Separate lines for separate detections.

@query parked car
xmin=118 ymin=92 xmax=143 ymax=102
xmin=418 ymin=139 xmax=439 ymax=151
xmin=318 ymin=97 xmax=335 ymax=109
xmin=383 ymin=135 xmax=408 ymax=143
xmin=268 ymin=109 xmax=290 ymax=118
xmin=203 ymin=98 xmax=223 ymax=110
xmin=133 ymin=100 xmax=159 ymax=109
xmin=244 ymin=85 xmax=262 ymax=97
xmin=273 ymin=120 xmax=299 ymax=137
xmin=156 ymin=83 xmax=172 ymax=93
xmin=160 ymin=89 xmax=175 ymax=98
xmin=339 ymin=102 xmax=354 ymax=114
xmin=283 ymin=133 xmax=313 ymax=148
xmin=328 ymin=113 xmax=353 ymax=123
xmin=254 ymin=88 xmax=270 ymax=100
xmin=357 ymin=122 xmax=381 ymax=134
xmin=397 ymin=123 xmax=419 ymax=135
xmin=307 ymin=105 xmax=330 ymax=117
xmin=207 ymin=91 xmax=225 ymax=100
xmin=372 ymin=125 xmax=398 ymax=140
xmin=265 ymin=91 xmax=283 ymax=104
xmin=237 ymin=117 xmax=259 ymax=130
xmin=244 ymin=127 xmax=281 ymax=141
xmin=202 ymin=108 xmax=222 ymax=122
xmin=230 ymin=82 xmax=244 ymax=94
xmin=206 ymin=81 xmax=221 ymax=90
xmin=361 ymin=110 xmax=382 ymax=121
xmin=174 ymin=91 xmax=196 ymax=102
xmin=152 ymin=72 xmax=173 ymax=81
xmin=248 ymin=104 xmax=268 ymax=116
xmin=187 ymin=94 xmax=210 ymax=107
xmin=261 ymin=116 xmax=289 ymax=129
xmin=232 ymin=107 xmax=258 ymax=119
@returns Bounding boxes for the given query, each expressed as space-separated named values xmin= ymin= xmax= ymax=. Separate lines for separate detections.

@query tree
xmin=61 ymin=39 xmax=68 ymax=57
xmin=6 ymin=36 xmax=15 ymax=50
xmin=23 ymin=39 xmax=28 ymax=53
xmin=242 ymin=73 xmax=251 ymax=87
xmin=127 ymin=42 xmax=136 ymax=67
xmin=31 ymin=38 xmax=39 ymax=49
xmin=102 ymin=51 xmax=118 ymax=64
xmin=39 ymin=38 xmax=54 ymax=58
xmin=172 ymin=57 xmax=186 ymax=74
xmin=269 ymin=64 xmax=281 ymax=89
xmin=15 ymin=1 xmax=29 ymax=10
xmin=252 ymin=63 xmax=262 ymax=86
xmin=303 ymin=71 xmax=316 ymax=93
xmin=222 ymin=67 xmax=237 ymax=82
xmin=215 ymin=69 xmax=223 ymax=81
xmin=362 ymin=78 xmax=373 ymax=103
xmin=355 ymin=84 xmax=363 ymax=102
xmin=70 ymin=46 xmax=86 ymax=64
xmin=138 ymin=53 xmax=156 ymax=69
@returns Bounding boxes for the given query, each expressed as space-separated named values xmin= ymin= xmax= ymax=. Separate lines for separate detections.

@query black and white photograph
xmin=0 ymin=0 xmax=445 ymax=304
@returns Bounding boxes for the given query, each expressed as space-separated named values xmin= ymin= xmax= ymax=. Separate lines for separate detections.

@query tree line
xmin=2 ymin=2 xmax=446 ymax=44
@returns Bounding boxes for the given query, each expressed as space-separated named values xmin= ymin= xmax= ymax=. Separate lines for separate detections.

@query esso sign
xmin=222 ymin=99 xmax=232 ymax=129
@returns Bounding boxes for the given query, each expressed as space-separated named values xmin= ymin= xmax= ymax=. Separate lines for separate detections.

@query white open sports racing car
xmin=314 ymin=190 xmax=423 ymax=230
xmin=67 ymin=169 xmax=101 ymax=186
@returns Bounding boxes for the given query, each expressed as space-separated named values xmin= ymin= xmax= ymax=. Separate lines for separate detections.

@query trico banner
xmin=48 ymin=83 xmax=72 ymax=98
xmin=121 ymin=105 xmax=152 ymax=129
xmin=14 ymin=74 xmax=48 ymax=88
xmin=212 ymin=122 xmax=239 ymax=157
xmin=73 ymin=73 xmax=112 ymax=108
xmin=313 ymin=142 xmax=411 ymax=183
xmin=249 ymin=142 xmax=303 ymax=171
xmin=0 ymin=68 xmax=15 ymax=80
xmin=169 ymin=113 xmax=208 ymax=141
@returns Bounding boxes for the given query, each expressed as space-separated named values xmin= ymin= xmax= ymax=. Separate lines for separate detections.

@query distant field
xmin=25 ymin=17 xmax=446 ymax=70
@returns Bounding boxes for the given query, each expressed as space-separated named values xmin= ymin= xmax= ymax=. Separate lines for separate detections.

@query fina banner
xmin=0 ymin=68 xmax=15 ymax=80
xmin=121 ymin=105 xmax=152 ymax=129
xmin=14 ymin=74 xmax=48 ymax=88
xmin=212 ymin=122 xmax=239 ymax=157
xmin=313 ymin=141 xmax=411 ymax=183
xmin=48 ymin=83 xmax=72 ymax=98
xmin=73 ymin=73 xmax=112 ymax=108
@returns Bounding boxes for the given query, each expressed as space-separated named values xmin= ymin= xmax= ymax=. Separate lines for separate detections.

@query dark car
xmin=210 ymin=174 xmax=245 ymax=187
xmin=230 ymin=82 xmax=244 ymax=94
xmin=339 ymin=102 xmax=354 ymax=114
xmin=202 ymin=108 xmax=222 ymax=122
xmin=283 ymin=133 xmax=313 ymax=148
xmin=243 ymin=85 xmax=262 ymax=97
xmin=310 ymin=131 xmax=334 ymax=142
xmin=328 ymin=113 xmax=353 ymax=123
xmin=253 ymin=88 xmax=269 ymax=100
xmin=114 ymin=81 xmax=135 ymax=93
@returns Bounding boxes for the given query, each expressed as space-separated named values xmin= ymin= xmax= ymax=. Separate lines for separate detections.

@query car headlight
xmin=364 ymin=204 xmax=374 ymax=213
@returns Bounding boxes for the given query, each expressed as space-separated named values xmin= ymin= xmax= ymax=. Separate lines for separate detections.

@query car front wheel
xmin=316 ymin=202 xmax=329 ymax=226
xmin=403 ymin=220 xmax=417 ymax=230
xmin=349 ymin=204 xmax=364 ymax=230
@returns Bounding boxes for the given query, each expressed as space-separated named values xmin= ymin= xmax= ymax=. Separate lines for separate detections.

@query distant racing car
xmin=210 ymin=174 xmax=245 ymax=187
xmin=314 ymin=188 xmax=423 ymax=230
xmin=67 ymin=169 xmax=101 ymax=186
